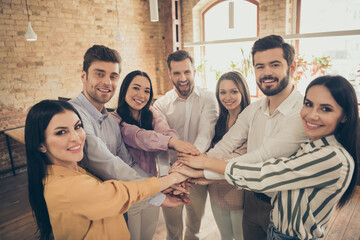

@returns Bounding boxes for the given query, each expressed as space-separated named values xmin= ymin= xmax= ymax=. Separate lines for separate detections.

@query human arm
xmin=208 ymin=104 xmax=252 ymax=155
xmin=192 ymin=91 xmax=219 ymax=153
xmin=69 ymin=101 xmax=166 ymax=206
xmin=177 ymin=152 xmax=228 ymax=175
xmin=224 ymin=146 xmax=349 ymax=193
xmin=169 ymin=161 xmax=219 ymax=185
xmin=45 ymin=174 xmax=162 ymax=220
xmin=175 ymin=143 xmax=247 ymax=180
xmin=80 ymin=112 xmax=144 ymax=182
xmin=153 ymin=108 xmax=200 ymax=153
xmin=211 ymin=93 xmax=307 ymax=164
xmin=168 ymin=137 xmax=200 ymax=155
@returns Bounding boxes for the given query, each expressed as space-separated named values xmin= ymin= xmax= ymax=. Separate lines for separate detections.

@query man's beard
xmin=173 ymin=80 xmax=193 ymax=97
xmin=257 ymin=71 xmax=290 ymax=96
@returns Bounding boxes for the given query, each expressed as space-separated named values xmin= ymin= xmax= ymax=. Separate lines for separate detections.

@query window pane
xmin=298 ymin=0 xmax=360 ymax=99
xmin=201 ymin=1 xmax=258 ymax=95
xmin=200 ymin=43 xmax=257 ymax=95
xmin=300 ymin=0 xmax=360 ymax=33
xmin=204 ymin=1 xmax=257 ymax=41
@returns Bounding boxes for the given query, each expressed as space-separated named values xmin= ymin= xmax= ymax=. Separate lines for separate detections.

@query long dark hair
xmin=25 ymin=100 xmax=82 ymax=240
xmin=116 ymin=70 xmax=154 ymax=130
xmin=304 ymin=75 xmax=359 ymax=208
xmin=212 ymin=71 xmax=251 ymax=144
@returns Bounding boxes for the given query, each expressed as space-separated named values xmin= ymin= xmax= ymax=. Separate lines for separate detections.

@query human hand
xmin=188 ymin=178 xmax=217 ymax=185
xmin=161 ymin=193 xmax=191 ymax=208
xmin=168 ymin=171 xmax=188 ymax=184
xmin=169 ymin=138 xmax=200 ymax=156
xmin=170 ymin=163 xmax=204 ymax=179
xmin=162 ymin=183 xmax=190 ymax=195
xmin=177 ymin=152 xmax=208 ymax=169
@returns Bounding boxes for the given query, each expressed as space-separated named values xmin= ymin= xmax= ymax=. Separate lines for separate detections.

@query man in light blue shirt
xmin=70 ymin=45 xmax=185 ymax=240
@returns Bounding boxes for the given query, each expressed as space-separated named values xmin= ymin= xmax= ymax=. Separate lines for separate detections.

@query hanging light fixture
xmin=149 ymin=0 xmax=159 ymax=22
xmin=115 ymin=0 xmax=124 ymax=41
xmin=25 ymin=0 xmax=37 ymax=41
xmin=228 ymin=0 xmax=234 ymax=29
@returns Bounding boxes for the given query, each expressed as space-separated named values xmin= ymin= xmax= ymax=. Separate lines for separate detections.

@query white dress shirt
xmin=205 ymin=88 xmax=307 ymax=180
xmin=153 ymin=86 xmax=218 ymax=167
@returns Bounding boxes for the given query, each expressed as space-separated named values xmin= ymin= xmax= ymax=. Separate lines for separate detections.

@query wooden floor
xmin=0 ymin=172 xmax=359 ymax=240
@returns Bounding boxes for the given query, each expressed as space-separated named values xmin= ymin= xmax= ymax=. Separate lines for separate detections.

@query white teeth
xmin=263 ymin=80 xmax=275 ymax=83
xmin=69 ymin=145 xmax=80 ymax=151
xmin=134 ymin=99 xmax=143 ymax=104
xmin=99 ymin=88 xmax=110 ymax=92
xmin=307 ymin=122 xmax=320 ymax=128
xmin=179 ymin=82 xmax=188 ymax=86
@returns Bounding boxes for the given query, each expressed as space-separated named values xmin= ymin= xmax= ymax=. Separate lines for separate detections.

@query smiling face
xmin=39 ymin=110 xmax=86 ymax=170
xmin=300 ymin=85 xmax=345 ymax=142
xmin=81 ymin=61 xmax=120 ymax=111
xmin=254 ymin=48 xmax=294 ymax=96
xmin=218 ymin=79 xmax=242 ymax=114
xmin=169 ymin=58 xmax=196 ymax=99
xmin=125 ymin=75 xmax=151 ymax=119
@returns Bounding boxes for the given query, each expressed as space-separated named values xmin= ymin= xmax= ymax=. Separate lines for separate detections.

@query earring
xmin=39 ymin=145 xmax=47 ymax=153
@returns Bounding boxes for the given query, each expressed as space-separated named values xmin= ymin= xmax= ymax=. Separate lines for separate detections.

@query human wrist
xmin=168 ymin=137 xmax=175 ymax=148
xmin=203 ymin=157 xmax=216 ymax=171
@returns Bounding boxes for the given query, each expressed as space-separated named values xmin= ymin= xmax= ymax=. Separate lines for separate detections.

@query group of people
xmin=25 ymin=34 xmax=359 ymax=240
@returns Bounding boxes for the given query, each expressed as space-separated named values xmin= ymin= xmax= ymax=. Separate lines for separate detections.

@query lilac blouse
xmin=110 ymin=107 xmax=179 ymax=176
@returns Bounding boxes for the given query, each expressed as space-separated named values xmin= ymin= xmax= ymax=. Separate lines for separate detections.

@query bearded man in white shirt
xmin=172 ymin=35 xmax=308 ymax=240
xmin=193 ymin=35 xmax=308 ymax=240
xmin=154 ymin=50 xmax=218 ymax=240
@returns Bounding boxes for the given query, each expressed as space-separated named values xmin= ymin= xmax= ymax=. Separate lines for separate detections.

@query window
xmin=198 ymin=0 xmax=258 ymax=96
xmin=296 ymin=0 xmax=360 ymax=94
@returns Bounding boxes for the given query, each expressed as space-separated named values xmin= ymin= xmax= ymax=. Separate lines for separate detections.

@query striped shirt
xmin=225 ymin=135 xmax=354 ymax=240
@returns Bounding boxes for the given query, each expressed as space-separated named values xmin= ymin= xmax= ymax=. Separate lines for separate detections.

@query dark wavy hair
xmin=304 ymin=75 xmax=359 ymax=208
xmin=82 ymin=45 xmax=121 ymax=73
xmin=251 ymin=35 xmax=295 ymax=67
xmin=212 ymin=71 xmax=251 ymax=144
xmin=25 ymin=100 xmax=82 ymax=240
xmin=167 ymin=50 xmax=195 ymax=71
xmin=116 ymin=70 xmax=154 ymax=130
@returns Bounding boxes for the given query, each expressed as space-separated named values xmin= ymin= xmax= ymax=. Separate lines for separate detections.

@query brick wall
xmin=183 ymin=0 xmax=295 ymax=41
xmin=0 ymin=0 xmax=297 ymax=177
xmin=0 ymin=0 xmax=169 ymax=177
xmin=259 ymin=0 xmax=295 ymax=37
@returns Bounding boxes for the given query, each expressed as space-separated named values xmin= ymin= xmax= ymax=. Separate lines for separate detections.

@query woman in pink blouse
xmin=111 ymin=70 xmax=199 ymax=240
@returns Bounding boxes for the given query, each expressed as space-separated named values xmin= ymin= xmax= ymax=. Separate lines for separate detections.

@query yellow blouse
xmin=43 ymin=165 xmax=160 ymax=240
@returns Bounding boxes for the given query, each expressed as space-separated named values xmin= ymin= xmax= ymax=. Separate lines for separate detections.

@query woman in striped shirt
xmin=176 ymin=75 xmax=359 ymax=240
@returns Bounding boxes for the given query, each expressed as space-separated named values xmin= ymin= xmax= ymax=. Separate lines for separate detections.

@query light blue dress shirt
xmin=70 ymin=93 xmax=165 ymax=206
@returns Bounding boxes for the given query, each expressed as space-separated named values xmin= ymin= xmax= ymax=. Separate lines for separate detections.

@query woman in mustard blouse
xmin=25 ymin=100 xmax=188 ymax=240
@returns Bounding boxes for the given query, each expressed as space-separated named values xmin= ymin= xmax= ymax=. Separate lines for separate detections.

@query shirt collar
xmin=77 ymin=92 xmax=109 ymax=123
xmin=169 ymin=86 xmax=200 ymax=102
xmin=302 ymin=135 xmax=339 ymax=150
xmin=259 ymin=87 xmax=303 ymax=116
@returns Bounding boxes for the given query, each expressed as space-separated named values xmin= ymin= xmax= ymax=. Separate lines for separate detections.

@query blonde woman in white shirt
xmin=207 ymin=71 xmax=251 ymax=240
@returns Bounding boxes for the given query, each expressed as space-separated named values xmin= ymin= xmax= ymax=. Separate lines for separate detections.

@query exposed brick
xmin=0 ymin=0 xmax=296 ymax=177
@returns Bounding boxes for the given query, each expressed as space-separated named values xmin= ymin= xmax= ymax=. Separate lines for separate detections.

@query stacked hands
xmin=161 ymin=139 xmax=212 ymax=207
xmin=171 ymin=153 xmax=216 ymax=185
xmin=163 ymin=140 xmax=218 ymax=208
